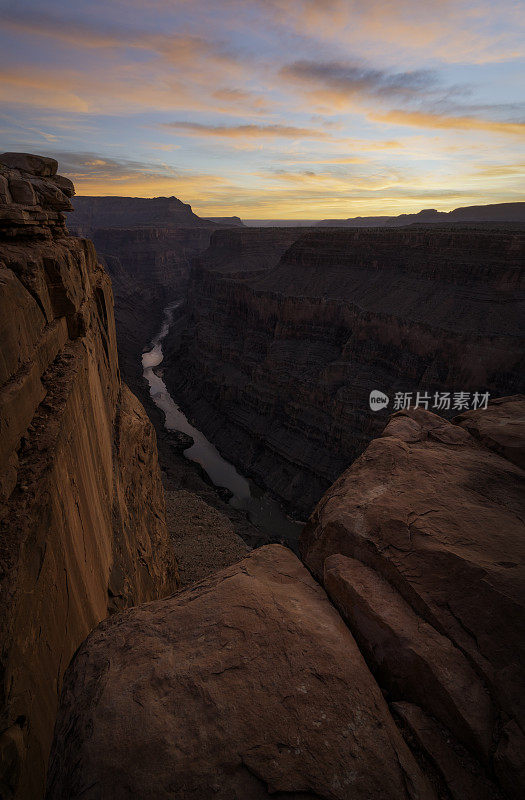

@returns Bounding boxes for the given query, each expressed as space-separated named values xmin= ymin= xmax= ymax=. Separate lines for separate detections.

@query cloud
xmin=48 ymin=149 xmax=524 ymax=219
xmin=0 ymin=8 xmax=254 ymax=116
xmin=279 ymin=58 xmax=525 ymax=139
xmin=471 ymin=163 xmax=525 ymax=178
xmin=257 ymin=0 xmax=525 ymax=64
xmin=160 ymin=121 xmax=333 ymax=139
xmin=371 ymin=110 xmax=525 ymax=137
xmin=281 ymin=60 xmax=438 ymax=105
xmin=0 ymin=8 xmax=240 ymax=73
xmin=212 ymin=88 xmax=271 ymax=114
xmin=50 ymin=151 xmax=229 ymax=198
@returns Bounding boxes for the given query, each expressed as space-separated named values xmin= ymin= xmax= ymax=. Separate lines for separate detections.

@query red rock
xmin=0 ymin=154 xmax=178 ymax=798
xmin=0 ymin=153 xmax=58 ymax=177
xmin=165 ymin=226 xmax=525 ymax=515
xmin=8 ymin=177 xmax=37 ymax=206
xmin=323 ymin=553 xmax=492 ymax=757
xmin=47 ymin=545 xmax=436 ymax=800
xmin=301 ymin=402 xmax=525 ymax=798
xmin=391 ymin=702 xmax=501 ymax=800
xmin=454 ymin=395 xmax=525 ymax=469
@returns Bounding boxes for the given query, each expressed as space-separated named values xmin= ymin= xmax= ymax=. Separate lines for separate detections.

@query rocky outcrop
xmin=317 ymin=201 xmax=525 ymax=226
xmin=300 ymin=399 xmax=525 ymax=799
xmin=164 ymin=226 xmax=525 ymax=515
xmin=47 ymin=544 xmax=436 ymax=800
xmin=0 ymin=154 xmax=178 ymax=799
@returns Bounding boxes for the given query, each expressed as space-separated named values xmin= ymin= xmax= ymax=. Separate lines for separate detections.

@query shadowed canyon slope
xmin=67 ymin=195 xmax=241 ymax=399
xmin=164 ymin=226 xmax=525 ymax=515
xmin=0 ymin=154 xmax=177 ymax=799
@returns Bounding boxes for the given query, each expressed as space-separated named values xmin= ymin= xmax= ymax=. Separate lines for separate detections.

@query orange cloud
xmin=161 ymin=121 xmax=333 ymax=139
xmin=261 ymin=0 xmax=525 ymax=64
xmin=371 ymin=109 xmax=525 ymax=137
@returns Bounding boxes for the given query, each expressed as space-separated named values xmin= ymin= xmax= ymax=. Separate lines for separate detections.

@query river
xmin=142 ymin=302 xmax=304 ymax=549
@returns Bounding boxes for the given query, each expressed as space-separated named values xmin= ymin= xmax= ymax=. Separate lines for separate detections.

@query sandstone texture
xmin=47 ymin=545 xmax=436 ymax=800
xmin=300 ymin=399 xmax=525 ymax=799
xmin=165 ymin=226 xmax=524 ymax=514
xmin=0 ymin=154 xmax=178 ymax=799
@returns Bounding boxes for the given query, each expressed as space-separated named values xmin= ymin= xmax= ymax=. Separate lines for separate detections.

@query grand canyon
xmin=0 ymin=150 xmax=523 ymax=800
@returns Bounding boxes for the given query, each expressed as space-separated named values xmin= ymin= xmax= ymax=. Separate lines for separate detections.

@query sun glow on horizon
xmin=1 ymin=0 xmax=524 ymax=218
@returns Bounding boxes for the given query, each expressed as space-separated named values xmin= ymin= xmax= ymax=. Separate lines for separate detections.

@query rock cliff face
xmin=165 ymin=226 xmax=525 ymax=515
xmin=87 ymin=225 xmax=214 ymax=397
xmin=301 ymin=399 xmax=525 ymax=799
xmin=0 ymin=154 xmax=177 ymax=799
xmin=69 ymin=198 xmax=272 ymax=555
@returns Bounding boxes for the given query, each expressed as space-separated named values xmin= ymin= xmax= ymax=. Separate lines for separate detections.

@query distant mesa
xmin=68 ymin=195 xmax=210 ymax=232
xmin=204 ymin=215 xmax=245 ymax=227
xmin=69 ymin=196 xmax=245 ymax=234
xmin=317 ymin=201 xmax=525 ymax=227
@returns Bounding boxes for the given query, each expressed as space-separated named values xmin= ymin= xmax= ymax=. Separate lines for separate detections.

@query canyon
xmin=165 ymin=225 xmax=524 ymax=515
xmin=0 ymin=156 xmax=523 ymax=800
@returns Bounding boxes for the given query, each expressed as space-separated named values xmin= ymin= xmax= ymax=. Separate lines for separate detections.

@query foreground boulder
xmin=301 ymin=399 xmax=525 ymax=799
xmin=47 ymin=545 xmax=435 ymax=800
xmin=0 ymin=154 xmax=178 ymax=799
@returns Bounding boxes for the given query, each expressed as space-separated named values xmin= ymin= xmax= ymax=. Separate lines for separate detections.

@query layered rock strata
xmin=301 ymin=399 xmax=525 ymax=799
xmin=0 ymin=154 xmax=178 ymax=799
xmin=165 ymin=226 xmax=525 ymax=515
xmin=47 ymin=544 xmax=437 ymax=800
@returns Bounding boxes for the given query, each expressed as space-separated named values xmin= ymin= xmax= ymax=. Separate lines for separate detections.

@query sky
xmin=0 ymin=0 xmax=524 ymax=218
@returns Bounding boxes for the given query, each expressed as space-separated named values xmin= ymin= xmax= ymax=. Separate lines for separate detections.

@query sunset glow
xmin=1 ymin=0 xmax=524 ymax=218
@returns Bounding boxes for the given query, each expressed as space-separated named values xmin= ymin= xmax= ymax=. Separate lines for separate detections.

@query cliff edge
xmin=0 ymin=153 xmax=178 ymax=799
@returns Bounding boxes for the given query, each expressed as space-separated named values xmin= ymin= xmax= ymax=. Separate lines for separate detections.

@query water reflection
xmin=142 ymin=302 xmax=303 ymax=547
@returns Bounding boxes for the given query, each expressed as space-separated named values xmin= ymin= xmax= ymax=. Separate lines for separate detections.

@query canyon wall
xmin=165 ymin=226 xmax=525 ymax=515
xmin=68 ymin=199 xmax=273 ymax=554
xmin=67 ymin=197 xmax=236 ymax=399
xmin=0 ymin=154 xmax=178 ymax=799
